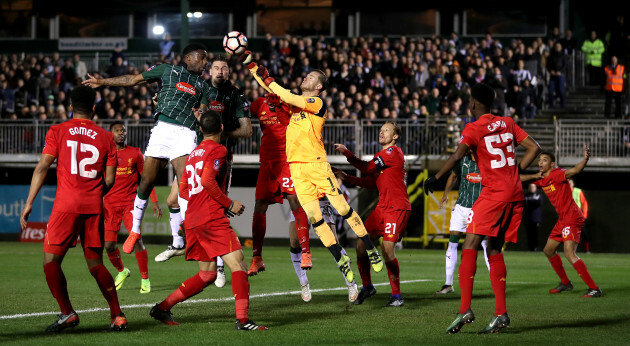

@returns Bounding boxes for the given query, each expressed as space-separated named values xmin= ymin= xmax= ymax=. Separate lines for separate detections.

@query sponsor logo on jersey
xmin=209 ymin=101 xmax=225 ymax=113
xmin=542 ymin=184 xmax=556 ymax=193
xmin=465 ymin=172 xmax=482 ymax=183
xmin=176 ymin=82 xmax=196 ymax=95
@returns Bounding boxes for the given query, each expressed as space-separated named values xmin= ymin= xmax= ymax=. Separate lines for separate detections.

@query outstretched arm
xmin=564 ymin=144 xmax=590 ymax=179
xmin=82 ymin=73 xmax=145 ymax=88
xmin=20 ymin=154 xmax=56 ymax=229
xmin=334 ymin=144 xmax=373 ymax=173
xmin=439 ymin=171 xmax=458 ymax=209
xmin=518 ymin=136 xmax=542 ymax=171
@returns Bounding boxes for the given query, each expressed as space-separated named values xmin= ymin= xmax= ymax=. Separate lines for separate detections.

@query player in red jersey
xmin=104 ymin=121 xmax=162 ymax=294
xmin=247 ymin=93 xmax=312 ymax=278
xmin=149 ymin=110 xmax=267 ymax=330
xmin=424 ymin=83 xmax=541 ymax=334
xmin=20 ymin=86 xmax=127 ymax=332
xmin=520 ymin=147 xmax=602 ymax=298
xmin=333 ymin=121 xmax=411 ymax=307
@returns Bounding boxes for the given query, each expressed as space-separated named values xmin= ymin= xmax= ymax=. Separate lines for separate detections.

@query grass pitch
xmin=0 ymin=242 xmax=628 ymax=345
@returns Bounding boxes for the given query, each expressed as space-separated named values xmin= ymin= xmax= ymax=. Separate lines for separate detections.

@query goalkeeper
xmin=240 ymin=51 xmax=384 ymax=283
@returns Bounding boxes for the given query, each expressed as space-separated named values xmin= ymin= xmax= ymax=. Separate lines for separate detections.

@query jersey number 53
xmin=484 ymin=133 xmax=515 ymax=169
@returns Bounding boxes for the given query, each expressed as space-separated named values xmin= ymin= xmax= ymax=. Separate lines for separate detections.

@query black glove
xmin=424 ymin=176 xmax=438 ymax=195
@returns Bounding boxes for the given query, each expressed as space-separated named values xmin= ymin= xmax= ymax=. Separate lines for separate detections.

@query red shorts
xmin=185 ymin=218 xmax=242 ymax=262
xmin=467 ymin=197 xmax=523 ymax=243
xmin=104 ymin=203 xmax=134 ymax=242
xmin=44 ymin=211 xmax=104 ymax=259
xmin=549 ymin=219 xmax=584 ymax=243
xmin=364 ymin=205 xmax=411 ymax=243
xmin=255 ymin=160 xmax=295 ymax=204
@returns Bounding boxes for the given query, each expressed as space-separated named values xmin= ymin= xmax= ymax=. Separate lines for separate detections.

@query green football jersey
xmin=206 ymin=80 xmax=251 ymax=149
xmin=141 ymin=64 xmax=210 ymax=131
xmin=455 ymin=155 xmax=482 ymax=208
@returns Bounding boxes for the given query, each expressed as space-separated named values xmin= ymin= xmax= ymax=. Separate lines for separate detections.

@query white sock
xmin=217 ymin=256 xmax=224 ymax=267
xmin=481 ymin=239 xmax=490 ymax=272
xmin=445 ymin=241 xmax=459 ymax=286
xmin=169 ymin=210 xmax=184 ymax=248
xmin=170 ymin=196 xmax=188 ymax=248
xmin=291 ymin=251 xmax=309 ymax=286
xmin=130 ymin=195 xmax=148 ymax=234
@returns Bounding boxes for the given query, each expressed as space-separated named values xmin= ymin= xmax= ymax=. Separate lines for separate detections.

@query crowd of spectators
xmin=0 ymin=30 xmax=591 ymax=126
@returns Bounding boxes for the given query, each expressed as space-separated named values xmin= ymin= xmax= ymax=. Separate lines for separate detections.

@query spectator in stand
xmin=561 ymin=29 xmax=578 ymax=55
xmin=106 ymin=57 xmax=127 ymax=79
xmin=547 ymin=42 xmax=568 ymax=109
xmin=604 ymin=55 xmax=626 ymax=119
xmin=581 ymin=30 xmax=606 ymax=88
xmin=159 ymin=33 xmax=176 ymax=61
xmin=73 ymin=54 xmax=88 ymax=82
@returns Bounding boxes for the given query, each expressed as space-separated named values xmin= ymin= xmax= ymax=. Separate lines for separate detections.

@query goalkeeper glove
xmin=256 ymin=64 xmax=275 ymax=86
xmin=424 ymin=176 xmax=438 ymax=195
xmin=238 ymin=50 xmax=256 ymax=69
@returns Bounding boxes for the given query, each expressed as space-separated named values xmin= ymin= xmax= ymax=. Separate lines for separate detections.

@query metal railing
xmin=2 ymin=118 xmax=629 ymax=170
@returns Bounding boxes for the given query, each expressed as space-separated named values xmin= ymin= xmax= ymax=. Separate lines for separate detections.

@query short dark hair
xmin=183 ymin=43 xmax=207 ymax=57
xmin=110 ymin=120 xmax=125 ymax=130
xmin=471 ymin=83 xmax=495 ymax=108
xmin=70 ymin=86 xmax=96 ymax=115
xmin=314 ymin=69 xmax=328 ymax=91
xmin=211 ymin=54 xmax=229 ymax=66
xmin=385 ymin=120 xmax=402 ymax=141
xmin=199 ymin=110 xmax=222 ymax=135
xmin=540 ymin=150 xmax=556 ymax=163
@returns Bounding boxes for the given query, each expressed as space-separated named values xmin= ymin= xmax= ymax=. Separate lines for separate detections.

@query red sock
xmin=458 ymin=249 xmax=477 ymax=314
xmin=44 ymin=262 xmax=74 ymax=315
xmin=489 ymin=253 xmax=507 ymax=316
xmin=135 ymin=248 xmax=149 ymax=279
xmin=159 ymin=271 xmax=214 ymax=311
xmin=357 ymin=255 xmax=372 ymax=287
xmin=231 ymin=271 xmax=249 ymax=322
xmin=293 ymin=207 xmax=310 ymax=253
xmin=573 ymin=259 xmax=598 ymax=289
xmin=89 ymin=264 xmax=121 ymax=319
xmin=548 ymin=254 xmax=570 ymax=285
xmin=107 ymin=248 xmax=125 ymax=272
xmin=385 ymin=258 xmax=401 ymax=295
xmin=252 ymin=212 xmax=266 ymax=256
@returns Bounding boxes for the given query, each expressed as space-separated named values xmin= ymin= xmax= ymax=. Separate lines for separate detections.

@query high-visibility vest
xmin=605 ymin=64 xmax=625 ymax=92
xmin=581 ymin=39 xmax=605 ymax=67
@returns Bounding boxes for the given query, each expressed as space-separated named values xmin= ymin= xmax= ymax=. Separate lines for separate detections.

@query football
xmin=223 ymin=31 xmax=248 ymax=55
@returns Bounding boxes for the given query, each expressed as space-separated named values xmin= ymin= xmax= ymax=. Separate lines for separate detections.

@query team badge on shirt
xmin=214 ymin=159 xmax=221 ymax=171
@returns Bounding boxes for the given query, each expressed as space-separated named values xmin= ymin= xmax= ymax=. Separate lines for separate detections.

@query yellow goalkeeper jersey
xmin=249 ymin=65 xmax=328 ymax=163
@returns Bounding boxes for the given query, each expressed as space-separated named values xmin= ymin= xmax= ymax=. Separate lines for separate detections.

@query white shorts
xmin=449 ymin=204 xmax=472 ymax=233
xmin=144 ymin=121 xmax=197 ymax=161
xmin=288 ymin=199 xmax=335 ymax=225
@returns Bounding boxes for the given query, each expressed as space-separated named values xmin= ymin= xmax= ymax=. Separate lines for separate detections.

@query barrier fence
xmin=1 ymin=118 xmax=629 ymax=169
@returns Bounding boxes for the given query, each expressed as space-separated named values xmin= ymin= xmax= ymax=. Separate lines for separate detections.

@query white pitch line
xmin=0 ymin=279 xmax=432 ymax=321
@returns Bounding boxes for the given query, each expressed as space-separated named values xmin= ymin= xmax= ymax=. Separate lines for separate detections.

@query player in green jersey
xmin=435 ymin=152 xmax=490 ymax=295
xmin=83 ymin=44 xmax=210 ymax=254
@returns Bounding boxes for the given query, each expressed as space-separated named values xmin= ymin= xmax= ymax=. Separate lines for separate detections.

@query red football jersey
xmin=460 ymin=114 xmax=529 ymax=202
xmin=344 ymin=146 xmax=411 ymax=211
xmin=534 ymin=167 xmax=585 ymax=222
xmin=180 ymin=139 xmax=230 ymax=229
xmin=250 ymin=96 xmax=290 ymax=162
xmin=42 ymin=118 xmax=117 ymax=214
xmin=104 ymin=146 xmax=143 ymax=206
